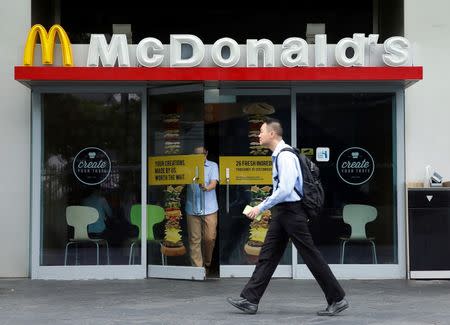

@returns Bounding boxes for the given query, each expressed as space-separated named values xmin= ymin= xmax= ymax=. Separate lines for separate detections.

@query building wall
xmin=0 ymin=0 xmax=31 ymax=277
xmin=0 ymin=2 xmax=441 ymax=277
xmin=405 ymin=0 xmax=450 ymax=184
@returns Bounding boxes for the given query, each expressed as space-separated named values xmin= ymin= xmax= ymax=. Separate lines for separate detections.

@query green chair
xmin=340 ymin=204 xmax=378 ymax=264
xmin=64 ymin=206 xmax=110 ymax=265
xmin=129 ymin=204 xmax=166 ymax=265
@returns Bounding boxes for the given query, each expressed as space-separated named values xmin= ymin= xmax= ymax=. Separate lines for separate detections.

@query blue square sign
xmin=316 ymin=147 xmax=330 ymax=162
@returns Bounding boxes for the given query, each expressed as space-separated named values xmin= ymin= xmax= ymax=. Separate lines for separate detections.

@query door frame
xmin=30 ymin=85 xmax=148 ymax=279
xmin=29 ymin=82 xmax=407 ymax=280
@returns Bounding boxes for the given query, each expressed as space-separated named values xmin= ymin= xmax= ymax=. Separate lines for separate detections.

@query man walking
xmin=227 ymin=118 xmax=348 ymax=316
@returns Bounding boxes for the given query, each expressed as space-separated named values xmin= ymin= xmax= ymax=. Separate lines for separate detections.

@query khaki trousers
xmin=187 ymin=212 xmax=217 ymax=267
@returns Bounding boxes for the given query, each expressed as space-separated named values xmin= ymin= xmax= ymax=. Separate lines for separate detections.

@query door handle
xmin=192 ymin=165 xmax=199 ymax=183
xmin=192 ymin=166 xmax=204 ymax=215
xmin=226 ymin=168 xmax=230 ymax=213
xmin=191 ymin=166 xmax=199 ymax=214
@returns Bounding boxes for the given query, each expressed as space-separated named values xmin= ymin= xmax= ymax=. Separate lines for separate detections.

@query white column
xmin=0 ymin=0 xmax=31 ymax=276
xmin=404 ymin=0 xmax=450 ymax=183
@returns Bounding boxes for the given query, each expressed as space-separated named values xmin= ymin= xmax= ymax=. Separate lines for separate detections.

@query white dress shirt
xmin=258 ymin=140 xmax=303 ymax=212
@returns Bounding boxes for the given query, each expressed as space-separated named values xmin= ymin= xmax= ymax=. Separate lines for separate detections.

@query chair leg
xmin=161 ymin=251 xmax=165 ymax=266
xmin=95 ymin=242 xmax=100 ymax=265
xmin=133 ymin=244 xmax=139 ymax=265
xmin=129 ymin=241 xmax=136 ymax=265
xmin=105 ymin=240 xmax=111 ymax=265
xmin=341 ymin=240 xmax=348 ymax=264
xmin=75 ymin=244 xmax=79 ymax=265
xmin=133 ymin=242 xmax=138 ymax=265
xmin=159 ymin=242 xmax=166 ymax=266
xmin=64 ymin=242 xmax=73 ymax=266
xmin=370 ymin=240 xmax=377 ymax=264
xmin=105 ymin=241 xmax=110 ymax=265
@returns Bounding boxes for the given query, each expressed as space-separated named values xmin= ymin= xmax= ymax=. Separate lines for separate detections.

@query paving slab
xmin=1 ymin=278 xmax=450 ymax=324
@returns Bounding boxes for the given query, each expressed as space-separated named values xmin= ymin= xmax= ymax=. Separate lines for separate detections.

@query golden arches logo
xmin=23 ymin=24 xmax=73 ymax=66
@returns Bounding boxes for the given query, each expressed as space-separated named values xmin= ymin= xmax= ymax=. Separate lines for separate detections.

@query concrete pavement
xmin=1 ymin=278 xmax=450 ymax=324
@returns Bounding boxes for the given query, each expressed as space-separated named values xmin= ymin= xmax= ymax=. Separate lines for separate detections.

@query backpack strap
xmin=274 ymin=147 xmax=302 ymax=198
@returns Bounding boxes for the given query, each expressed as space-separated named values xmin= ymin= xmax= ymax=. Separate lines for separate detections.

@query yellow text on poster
xmin=148 ymin=154 xmax=205 ymax=185
xmin=219 ymin=156 xmax=272 ymax=185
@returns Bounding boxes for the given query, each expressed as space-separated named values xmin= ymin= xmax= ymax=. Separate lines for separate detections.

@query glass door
xmin=210 ymin=88 xmax=293 ymax=278
xmin=147 ymin=85 xmax=207 ymax=280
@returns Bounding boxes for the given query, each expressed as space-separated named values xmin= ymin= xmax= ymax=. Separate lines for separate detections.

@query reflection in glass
xmin=147 ymin=92 xmax=204 ymax=267
xmin=242 ymin=106 xmax=273 ymax=262
xmin=41 ymin=93 xmax=141 ymax=265
xmin=216 ymin=96 xmax=292 ymax=266
xmin=297 ymin=93 xmax=396 ymax=264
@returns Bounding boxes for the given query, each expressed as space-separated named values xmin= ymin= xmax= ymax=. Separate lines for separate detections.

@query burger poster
xmin=244 ymin=185 xmax=272 ymax=257
xmin=243 ymin=103 xmax=275 ymax=259
xmin=148 ymin=155 xmax=204 ymax=256
xmin=148 ymin=155 xmax=205 ymax=185
xmin=219 ymin=156 xmax=272 ymax=185
xmin=161 ymin=185 xmax=186 ymax=256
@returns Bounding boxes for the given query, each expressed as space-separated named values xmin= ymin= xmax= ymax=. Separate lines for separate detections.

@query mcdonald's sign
xmin=23 ymin=24 xmax=73 ymax=66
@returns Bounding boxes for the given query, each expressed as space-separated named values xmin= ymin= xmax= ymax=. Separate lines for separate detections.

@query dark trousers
xmin=241 ymin=201 xmax=345 ymax=305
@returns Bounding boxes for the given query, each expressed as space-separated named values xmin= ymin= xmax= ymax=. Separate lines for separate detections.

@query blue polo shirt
xmin=185 ymin=159 xmax=219 ymax=216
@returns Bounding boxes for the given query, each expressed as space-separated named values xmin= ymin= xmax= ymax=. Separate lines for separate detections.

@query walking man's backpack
xmin=275 ymin=147 xmax=325 ymax=218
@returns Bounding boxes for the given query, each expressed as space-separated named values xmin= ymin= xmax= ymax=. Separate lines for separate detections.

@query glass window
xmin=297 ymin=93 xmax=396 ymax=264
xmin=41 ymin=93 xmax=141 ymax=265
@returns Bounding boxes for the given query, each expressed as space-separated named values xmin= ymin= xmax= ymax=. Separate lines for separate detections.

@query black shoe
xmin=227 ymin=297 xmax=258 ymax=314
xmin=317 ymin=298 xmax=349 ymax=316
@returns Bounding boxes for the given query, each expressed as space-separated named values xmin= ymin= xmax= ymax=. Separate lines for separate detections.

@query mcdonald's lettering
xmin=23 ymin=24 xmax=73 ymax=67
xmin=22 ymin=24 xmax=413 ymax=68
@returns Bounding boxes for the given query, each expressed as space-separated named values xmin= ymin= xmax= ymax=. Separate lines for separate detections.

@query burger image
xmin=163 ymin=114 xmax=181 ymax=123
xmin=164 ymin=141 xmax=181 ymax=155
xmin=163 ymin=130 xmax=180 ymax=141
xmin=244 ymin=210 xmax=271 ymax=256
xmin=242 ymin=105 xmax=274 ymax=258
xmin=247 ymin=113 xmax=269 ymax=156
xmin=243 ymin=102 xmax=275 ymax=115
xmin=248 ymin=130 xmax=260 ymax=143
xmin=163 ymin=113 xmax=181 ymax=155
xmin=160 ymin=111 xmax=186 ymax=257
xmin=161 ymin=185 xmax=186 ymax=256
xmin=244 ymin=185 xmax=272 ymax=256
xmin=249 ymin=143 xmax=268 ymax=156
xmin=248 ymin=119 xmax=263 ymax=131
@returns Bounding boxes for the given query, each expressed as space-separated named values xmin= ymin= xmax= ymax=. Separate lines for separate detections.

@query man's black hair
xmin=263 ymin=117 xmax=283 ymax=137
